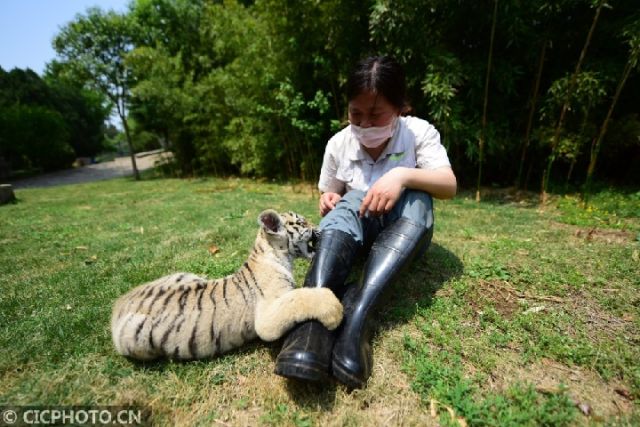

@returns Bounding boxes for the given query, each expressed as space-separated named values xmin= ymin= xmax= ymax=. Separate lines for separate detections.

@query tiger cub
xmin=111 ymin=210 xmax=343 ymax=360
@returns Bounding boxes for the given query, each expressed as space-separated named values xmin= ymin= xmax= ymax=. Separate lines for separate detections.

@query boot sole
xmin=274 ymin=358 xmax=328 ymax=382
xmin=331 ymin=360 xmax=365 ymax=389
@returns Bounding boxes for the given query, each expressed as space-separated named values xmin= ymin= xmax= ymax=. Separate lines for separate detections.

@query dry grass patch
xmin=573 ymin=227 xmax=637 ymax=244
xmin=465 ymin=279 xmax=565 ymax=320
xmin=488 ymin=354 xmax=635 ymax=420
xmin=548 ymin=220 xmax=639 ymax=245
xmin=567 ymin=289 xmax=638 ymax=340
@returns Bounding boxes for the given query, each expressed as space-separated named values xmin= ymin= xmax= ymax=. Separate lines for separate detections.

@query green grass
xmin=1 ymin=177 xmax=638 ymax=426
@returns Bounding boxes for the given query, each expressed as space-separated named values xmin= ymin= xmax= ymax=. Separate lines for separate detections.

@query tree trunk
xmin=541 ymin=0 xmax=605 ymax=201
xmin=517 ymin=40 xmax=547 ymax=189
xmin=121 ymin=115 xmax=140 ymax=181
xmin=565 ymin=158 xmax=576 ymax=192
xmin=585 ymin=59 xmax=634 ymax=202
xmin=477 ymin=0 xmax=499 ymax=202
xmin=275 ymin=116 xmax=295 ymax=178
xmin=113 ymin=89 xmax=140 ymax=181
xmin=330 ymin=77 xmax=342 ymax=121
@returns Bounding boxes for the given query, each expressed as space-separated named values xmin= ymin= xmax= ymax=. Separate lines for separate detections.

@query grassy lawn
xmin=1 ymin=176 xmax=638 ymax=426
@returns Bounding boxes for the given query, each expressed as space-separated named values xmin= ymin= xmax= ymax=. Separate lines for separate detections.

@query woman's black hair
xmin=346 ymin=55 xmax=407 ymax=111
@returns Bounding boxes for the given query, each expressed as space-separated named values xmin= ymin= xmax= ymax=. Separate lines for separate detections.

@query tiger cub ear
xmin=258 ymin=209 xmax=283 ymax=234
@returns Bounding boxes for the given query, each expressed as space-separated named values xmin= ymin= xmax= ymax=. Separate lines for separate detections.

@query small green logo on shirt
xmin=389 ymin=152 xmax=406 ymax=161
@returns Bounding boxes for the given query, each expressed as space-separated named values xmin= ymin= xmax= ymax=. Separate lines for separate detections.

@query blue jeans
xmin=319 ymin=189 xmax=434 ymax=253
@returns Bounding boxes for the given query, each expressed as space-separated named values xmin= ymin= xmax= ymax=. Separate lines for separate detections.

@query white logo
xmin=2 ymin=409 xmax=17 ymax=424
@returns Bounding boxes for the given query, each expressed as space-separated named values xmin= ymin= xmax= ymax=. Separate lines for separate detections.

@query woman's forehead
xmin=349 ymin=91 xmax=394 ymax=112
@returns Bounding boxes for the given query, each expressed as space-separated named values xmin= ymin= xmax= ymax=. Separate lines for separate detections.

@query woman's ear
xmin=258 ymin=209 xmax=283 ymax=234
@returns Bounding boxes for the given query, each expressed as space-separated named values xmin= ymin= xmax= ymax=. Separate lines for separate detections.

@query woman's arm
xmin=359 ymin=166 xmax=457 ymax=217
xmin=396 ymin=166 xmax=457 ymax=199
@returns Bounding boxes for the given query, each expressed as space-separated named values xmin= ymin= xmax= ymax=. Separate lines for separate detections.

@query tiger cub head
xmin=258 ymin=210 xmax=317 ymax=259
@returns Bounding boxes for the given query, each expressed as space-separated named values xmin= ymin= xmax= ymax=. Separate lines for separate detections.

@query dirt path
xmin=9 ymin=151 xmax=171 ymax=189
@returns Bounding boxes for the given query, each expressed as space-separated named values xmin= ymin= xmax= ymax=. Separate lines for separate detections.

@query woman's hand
xmin=320 ymin=192 xmax=342 ymax=216
xmin=359 ymin=168 xmax=406 ymax=217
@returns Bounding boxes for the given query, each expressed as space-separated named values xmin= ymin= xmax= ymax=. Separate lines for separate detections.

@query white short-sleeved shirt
xmin=318 ymin=116 xmax=451 ymax=194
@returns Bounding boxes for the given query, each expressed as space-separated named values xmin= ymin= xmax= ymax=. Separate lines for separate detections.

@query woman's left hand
xmin=359 ymin=168 xmax=406 ymax=217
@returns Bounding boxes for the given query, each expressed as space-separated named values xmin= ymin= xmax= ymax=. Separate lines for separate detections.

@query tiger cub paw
xmin=312 ymin=288 xmax=344 ymax=330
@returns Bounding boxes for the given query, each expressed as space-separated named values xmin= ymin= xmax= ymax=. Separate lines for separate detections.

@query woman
xmin=275 ymin=55 xmax=457 ymax=388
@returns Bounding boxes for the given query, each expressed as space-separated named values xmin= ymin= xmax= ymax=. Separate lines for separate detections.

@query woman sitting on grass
xmin=274 ymin=55 xmax=457 ymax=388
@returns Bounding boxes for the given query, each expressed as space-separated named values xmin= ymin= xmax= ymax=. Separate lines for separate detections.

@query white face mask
xmin=350 ymin=116 xmax=398 ymax=148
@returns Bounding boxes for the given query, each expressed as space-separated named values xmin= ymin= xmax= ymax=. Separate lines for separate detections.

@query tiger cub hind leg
xmin=111 ymin=273 xmax=209 ymax=361
xmin=254 ymin=288 xmax=343 ymax=342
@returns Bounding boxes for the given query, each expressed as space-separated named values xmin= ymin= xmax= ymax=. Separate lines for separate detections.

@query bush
xmin=0 ymin=105 xmax=75 ymax=172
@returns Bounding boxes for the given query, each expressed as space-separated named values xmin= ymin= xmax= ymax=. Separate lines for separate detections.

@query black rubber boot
xmin=331 ymin=218 xmax=433 ymax=388
xmin=274 ymin=229 xmax=360 ymax=382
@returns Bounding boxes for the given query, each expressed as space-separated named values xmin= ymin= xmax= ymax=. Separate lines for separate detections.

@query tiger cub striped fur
xmin=111 ymin=210 xmax=343 ymax=360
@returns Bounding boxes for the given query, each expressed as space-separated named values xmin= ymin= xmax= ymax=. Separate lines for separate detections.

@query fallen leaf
xmin=208 ymin=245 xmax=220 ymax=256
xmin=75 ymin=246 xmax=88 ymax=250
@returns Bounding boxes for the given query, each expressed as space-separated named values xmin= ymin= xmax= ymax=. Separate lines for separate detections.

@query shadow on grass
xmin=273 ymin=369 xmax=340 ymax=412
xmin=123 ymin=339 xmax=267 ymax=365
xmin=380 ymin=242 xmax=464 ymax=326
xmin=261 ymin=339 xmax=343 ymax=411
xmin=267 ymin=242 xmax=463 ymax=408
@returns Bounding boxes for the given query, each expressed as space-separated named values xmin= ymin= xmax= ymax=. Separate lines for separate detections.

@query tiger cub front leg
xmin=254 ymin=288 xmax=343 ymax=342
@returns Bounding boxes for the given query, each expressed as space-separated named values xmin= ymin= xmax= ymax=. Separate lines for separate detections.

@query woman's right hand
xmin=319 ymin=192 xmax=342 ymax=216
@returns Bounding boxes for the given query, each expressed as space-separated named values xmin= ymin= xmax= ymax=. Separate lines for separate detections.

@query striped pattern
xmin=111 ymin=210 xmax=319 ymax=360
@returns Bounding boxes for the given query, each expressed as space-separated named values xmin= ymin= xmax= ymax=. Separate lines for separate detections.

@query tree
xmin=585 ymin=17 xmax=640 ymax=200
xmin=477 ymin=0 xmax=499 ymax=202
xmin=0 ymin=104 xmax=74 ymax=172
xmin=516 ymin=40 xmax=548 ymax=189
xmin=53 ymin=7 xmax=140 ymax=180
xmin=541 ymin=0 xmax=607 ymax=200
xmin=0 ymin=66 xmax=105 ymax=172
xmin=128 ymin=0 xmax=251 ymax=175
xmin=45 ymin=61 xmax=111 ymax=158
xmin=0 ymin=67 xmax=53 ymax=106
